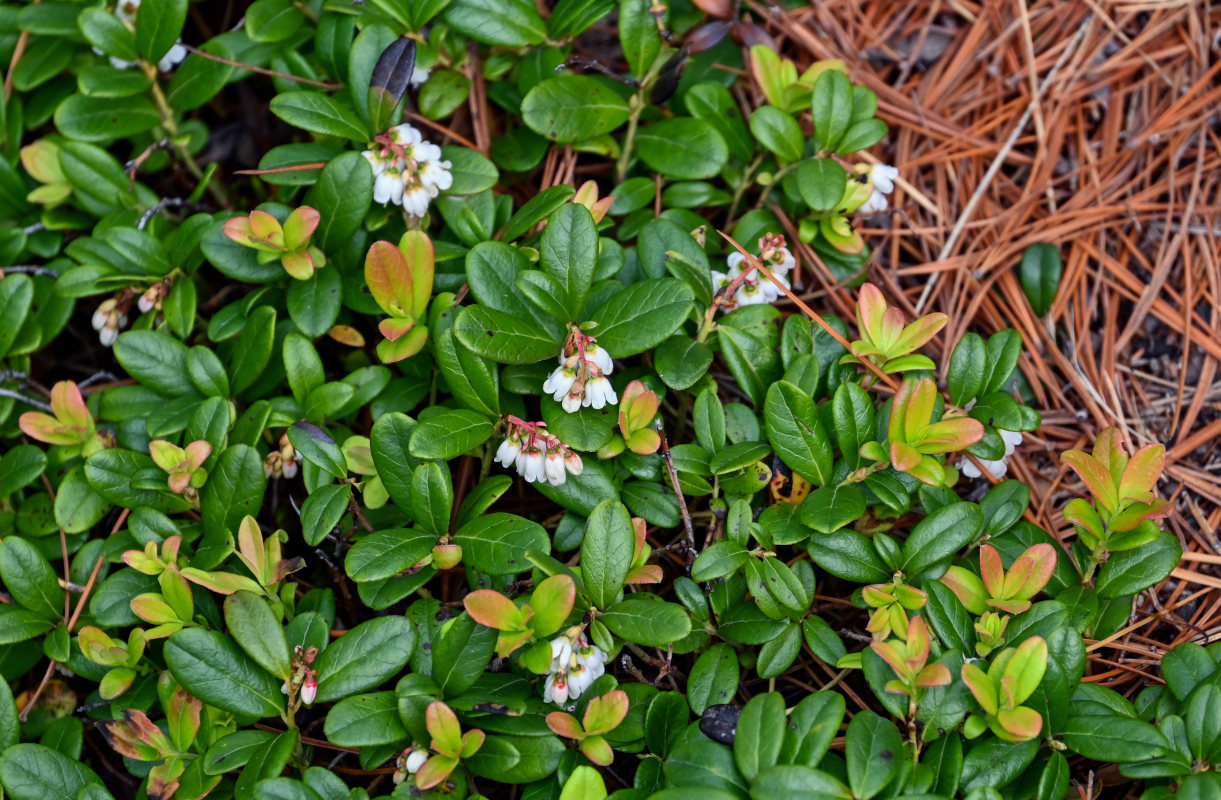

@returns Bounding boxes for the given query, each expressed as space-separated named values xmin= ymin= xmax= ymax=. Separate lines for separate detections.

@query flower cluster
xmin=263 ymin=434 xmax=301 ymax=480
xmin=392 ymin=747 xmax=429 ymax=785
xmin=137 ymin=279 xmax=170 ymax=315
xmin=361 ymin=124 xmax=453 ymax=217
xmin=543 ymin=328 xmax=617 ymax=413
xmin=711 ymin=232 xmax=796 ymax=309
xmin=543 ymin=632 xmax=607 ymax=705
xmin=280 ymin=646 xmax=318 ymax=706
xmin=961 ymin=428 xmax=1024 ymax=480
xmin=92 ymin=294 xmax=131 ymax=347
xmin=856 ymin=163 xmax=900 ymax=215
xmin=105 ymin=0 xmax=187 ymax=72
xmin=495 ymin=417 xmax=582 ymax=487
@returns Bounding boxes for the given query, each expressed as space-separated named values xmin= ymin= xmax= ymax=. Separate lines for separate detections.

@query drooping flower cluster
xmin=280 ymin=646 xmax=318 ymax=706
xmin=263 ymin=434 xmax=301 ymax=480
xmin=392 ymin=747 xmax=429 ymax=785
xmin=495 ymin=417 xmax=582 ymax=487
xmin=856 ymin=163 xmax=900 ymax=215
xmin=711 ymin=232 xmax=796 ymax=309
xmin=543 ymin=328 xmax=617 ymax=413
xmin=961 ymin=428 xmax=1024 ymax=480
xmin=104 ymin=0 xmax=187 ymax=72
xmin=543 ymin=632 xmax=607 ymax=705
xmin=92 ymin=294 xmax=132 ymax=347
xmin=361 ymin=124 xmax=453 ymax=217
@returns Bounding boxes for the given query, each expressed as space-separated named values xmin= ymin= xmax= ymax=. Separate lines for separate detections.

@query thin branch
xmin=655 ymin=420 xmax=696 ymax=566
xmin=181 ymin=43 xmax=342 ymax=90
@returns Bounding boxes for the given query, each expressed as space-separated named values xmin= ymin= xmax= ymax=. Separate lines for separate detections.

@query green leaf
xmin=836 ymin=118 xmax=888 ymax=154
xmin=312 ymin=615 xmax=415 ymax=702
xmin=0 ymin=444 xmax=46 ymax=497
xmin=522 ymin=75 xmax=631 ymax=143
xmin=442 ymin=146 xmax=500 ymax=195
xmin=408 ymin=409 xmax=494 ymax=460
xmin=655 ymin=335 xmax=714 ymax=390
xmin=53 ymin=93 xmax=159 ymax=142
xmin=718 ymin=326 xmax=781 ymax=408
xmin=764 ymin=381 xmax=833 ymax=485
xmin=164 ymin=628 xmax=284 ymax=718
xmin=225 ymin=591 xmax=292 ymax=680
xmin=269 ymin=91 xmax=370 ymax=141
xmin=806 ymin=529 xmax=888 ymax=583
xmin=454 ymin=304 xmax=562 ymax=364
xmin=305 ymin=151 xmax=375 ymax=252
xmin=0 ymin=537 xmax=64 ymax=619
xmin=959 ymin=739 xmax=1038 ymax=793
xmin=586 ymin=278 xmax=695 ymax=357
xmin=810 ymin=70 xmax=853 ymax=152
xmin=228 ymin=305 xmax=277 ymax=396
xmin=1096 ymin=529 xmax=1180 ymax=598
xmin=0 ymin=675 xmax=16 ymax=751
xmin=0 ymin=273 xmax=33 ymax=359
xmin=455 ymin=512 xmax=549 ymax=575
xmin=429 ymin=611 xmax=498 ymax=696
xmin=692 ymin=540 xmax=748 ymax=582
xmin=323 ymin=692 xmax=408 ymax=747
xmin=114 ymin=330 xmax=193 ymax=396
xmin=581 ymin=499 xmax=634 ymax=609
xmin=600 ymin=597 xmax=690 ymax=647
xmin=410 ymin=461 xmax=453 ymax=538
xmin=619 ymin=0 xmax=661 ymax=77
xmin=749 ymin=765 xmax=848 ymax=800
xmin=540 ymin=203 xmax=598 ymax=319
xmin=444 ymin=0 xmax=546 ymax=46
xmin=1061 ymin=714 xmax=1167 ymax=762
xmin=947 ymin=333 xmax=986 ymax=406
xmin=200 ymin=445 xmax=267 ymax=553
xmin=664 ymin=740 xmax=749 ymax=798
xmin=559 ymin=765 xmax=608 ymax=800
xmin=346 ymin=528 xmax=436 ymax=582
xmin=750 ymin=107 xmax=804 ymax=165
xmin=135 ymin=0 xmax=186 ymax=63
xmin=796 ymin=158 xmax=848 ymax=214
xmin=246 ymin=0 xmax=304 ymax=43
xmin=735 ymin=692 xmax=786 ymax=781
xmin=644 ymin=693 xmax=689 ymax=759
xmin=902 ymin=502 xmax=983 ymax=580
xmin=637 ymin=118 xmax=729 ymax=180
xmin=288 ymin=422 xmax=347 ymax=478
xmin=845 ymin=711 xmax=902 ymax=800
xmin=301 ymin=483 xmax=352 ymax=547
xmin=685 ymin=84 xmax=754 ymax=162
xmin=1019 ymin=243 xmax=1062 ymax=316
xmin=79 ymin=6 xmax=137 ymax=61
xmin=687 ymin=644 xmax=739 ymax=715
xmin=0 ymin=744 xmax=107 ymax=800
xmin=370 ymin=412 xmax=419 ymax=511
xmin=436 ymin=329 xmax=501 ymax=417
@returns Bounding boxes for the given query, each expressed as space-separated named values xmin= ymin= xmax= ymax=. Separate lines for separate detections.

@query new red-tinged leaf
xmin=426 ymin=702 xmax=463 ymax=757
xmin=529 ymin=574 xmax=576 ymax=638
xmin=579 ymin=735 xmax=615 ymax=766
xmin=283 ymin=206 xmax=320 ymax=250
xmin=51 ymin=380 xmax=91 ymax=431
xmin=460 ymin=729 xmax=484 ymax=758
xmin=414 ymin=754 xmax=457 ymax=790
xmin=546 ymin=711 xmax=585 ymax=739
xmin=995 ymin=706 xmax=1043 ymax=741
xmin=941 ymin=566 xmax=988 ymax=614
xmin=1060 ymin=451 xmax=1119 ymax=512
xmin=961 ymin=663 xmax=997 ymax=715
xmin=378 ymin=316 xmax=415 ymax=342
xmin=1119 ymin=443 xmax=1164 ymax=501
xmin=463 ymin=590 xmax=523 ymax=631
xmin=582 ymin=690 xmax=629 ymax=735
xmin=365 ymin=239 xmax=414 ymax=317
xmin=398 ymin=230 xmax=435 ymax=319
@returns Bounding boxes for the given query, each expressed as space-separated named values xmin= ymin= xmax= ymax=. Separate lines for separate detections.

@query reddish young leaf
xmin=529 ymin=574 xmax=576 ymax=638
xmin=414 ymin=754 xmax=457 ymax=790
xmin=283 ymin=206 xmax=321 ymax=250
xmin=1119 ymin=443 xmax=1165 ymax=501
xmin=583 ymin=690 xmax=629 ymax=735
xmin=426 ymin=702 xmax=463 ymax=757
xmin=1060 ymin=450 xmax=1119 ymax=512
xmin=51 ymin=380 xmax=91 ymax=431
xmin=579 ymin=735 xmax=615 ymax=766
xmin=365 ymin=240 xmax=414 ymax=317
xmin=546 ymin=711 xmax=585 ymax=739
xmin=463 ymin=590 xmax=523 ymax=631
xmin=398 ymin=230 xmax=435 ymax=319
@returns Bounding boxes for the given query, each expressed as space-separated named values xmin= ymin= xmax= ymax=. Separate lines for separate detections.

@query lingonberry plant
xmin=0 ymin=2 xmax=1199 ymax=800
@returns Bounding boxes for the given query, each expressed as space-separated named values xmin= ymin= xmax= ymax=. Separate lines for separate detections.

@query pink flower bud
xmin=301 ymin=674 xmax=317 ymax=705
